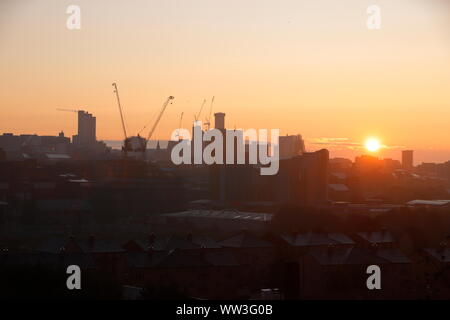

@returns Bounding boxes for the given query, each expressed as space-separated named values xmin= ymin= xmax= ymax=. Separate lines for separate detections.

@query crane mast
xmin=204 ymin=96 xmax=215 ymax=130
xmin=179 ymin=112 xmax=184 ymax=129
xmin=57 ymin=108 xmax=79 ymax=113
xmin=176 ymin=112 xmax=184 ymax=140
xmin=110 ymin=83 xmax=174 ymax=159
xmin=112 ymin=83 xmax=128 ymax=140
xmin=194 ymin=99 xmax=206 ymax=121
xmin=146 ymin=96 xmax=175 ymax=143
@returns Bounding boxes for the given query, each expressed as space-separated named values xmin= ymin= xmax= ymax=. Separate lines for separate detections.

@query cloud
xmin=308 ymin=137 xmax=363 ymax=149
xmin=307 ymin=137 xmax=405 ymax=151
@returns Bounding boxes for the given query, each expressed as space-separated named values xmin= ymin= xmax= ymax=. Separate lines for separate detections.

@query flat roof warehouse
xmin=158 ymin=210 xmax=273 ymax=222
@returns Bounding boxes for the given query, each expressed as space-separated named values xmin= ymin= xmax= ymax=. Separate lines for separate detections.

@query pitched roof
xmin=424 ymin=248 xmax=450 ymax=263
xmin=38 ymin=237 xmax=124 ymax=254
xmin=0 ymin=252 xmax=96 ymax=269
xmin=164 ymin=236 xmax=201 ymax=250
xmin=376 ymin=248 xmax=411 ymax=264
xmin=129 ymin=235 xmax=221 ymax=251
xmin=78 ymin=239 xmax=125 ymax=253
xmin=38 ymin=237 xmax=83 ymax=254
xmin=309 ymin=247 xmax=410 ymax=266
xmin=126 ymin=250 xmax=240 ymax=269
xmin=191 ymin=236 xmax=222 ymax=249
xmin=155 ymin=250 xmax=211 ymax=268
xmin=203 ymin=251 xmax=240 ymax=267
xmin=126 ymin=251 xmax=171 ymax=268
xmin=357 ymin=231 xmax=396 ymax=244
xmin=281 ymin=232 xmax=354 ymax=247
xmin=36 ymin=199 xmax=92 ymax=212
xmin=219 ymin=233 xmax=273 ymax=248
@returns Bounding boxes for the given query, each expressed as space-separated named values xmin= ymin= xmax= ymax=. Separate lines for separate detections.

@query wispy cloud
xmin=308 ymin=138 xmax=363 ymax=150
xmin=307 ymin=137 xmax=404 ymax=150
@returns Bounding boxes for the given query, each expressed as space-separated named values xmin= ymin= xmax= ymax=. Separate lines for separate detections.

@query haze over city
xmin=2 ymin=0 xmax=450 ymax=304
xmin=1 ymin=0 xmax=450 ymax=164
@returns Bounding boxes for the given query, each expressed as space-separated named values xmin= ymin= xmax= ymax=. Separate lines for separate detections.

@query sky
xmin=0 ymin=0 xmax=449 ymax=164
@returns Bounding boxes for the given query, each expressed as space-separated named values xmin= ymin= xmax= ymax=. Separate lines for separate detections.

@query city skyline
xmin=1 ymin=0 xmax=449 ymax=164
xmin=1 ymin=0 xmax=450 ymax=303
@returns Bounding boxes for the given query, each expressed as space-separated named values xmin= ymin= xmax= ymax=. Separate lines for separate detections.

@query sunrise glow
xmin=365 ymin=138 xmax=381 ymax=152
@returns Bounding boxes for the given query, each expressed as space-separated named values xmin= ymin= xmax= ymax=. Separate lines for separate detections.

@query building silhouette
xmin=275 ymin=149 xmax=329 ymax=206
xmin=402 ymin=150 xmax=414 ymax=170
xmin=214 ymin=112 xmax=226 ymax=130
xmin=279 ymin=134 xmax=306 ymax=160
xmin=73 ymin=110 xmax=96 ymax=147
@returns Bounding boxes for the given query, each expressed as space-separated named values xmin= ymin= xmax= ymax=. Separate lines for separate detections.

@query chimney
xmin=214 ymin=112 xmax=225 ymax=130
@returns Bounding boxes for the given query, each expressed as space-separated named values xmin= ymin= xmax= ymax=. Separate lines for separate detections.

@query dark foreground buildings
xmin=1 ymin=110 xmax=450 ymax=300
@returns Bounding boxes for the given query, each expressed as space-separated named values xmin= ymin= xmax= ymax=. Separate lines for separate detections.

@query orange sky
xmin=0 ymin=0 xmax=449 ymax=163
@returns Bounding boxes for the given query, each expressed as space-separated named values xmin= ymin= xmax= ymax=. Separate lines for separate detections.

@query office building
xmin=279 ymin=134 xmax=306 ymax=160
xmin=73 ymin=110 xmax=96 ymax=147
xmin=214 ymin=112 xmax=226 ymax=130
xmin=402 ymin=150 xmax=414 ymax=170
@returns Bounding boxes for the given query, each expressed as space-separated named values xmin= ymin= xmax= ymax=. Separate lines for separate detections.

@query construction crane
xmin=112 ymin=83 xmax=128 ymax=141
xmin=204 ymin=96 xmax=215 ymax=130
xmin=112 ymin=82 xmax=138 ymax=157
xmin=179 ymin=112 xmax=184 ymax=129
xmin=194 ymin=99 xmax=206 ymax=121
xmin=145 ymin=96 xmax=175 ymax=144
xmin=57 ymin=108 xmax=79 ymax=113
xmin=175 ymin=112 xmax=184 ymax=140
xmin=111 ymin=82 xmax=174 ymax=158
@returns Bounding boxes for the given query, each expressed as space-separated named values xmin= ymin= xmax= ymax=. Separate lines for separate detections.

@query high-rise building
xmin=73 ymin=110 xmax=96 ymax=147
xmin=402 ymin=150 xmax=414 ymax=170
xmin=210 ymin=149 xmax=329 ymax=206
xmin=274 ymin=149 xmax=329 ymax=206
xmin=214 ymin=112 xmax=225 ymax=130
xmin=279 ymin=134 xmax=306 ymax=160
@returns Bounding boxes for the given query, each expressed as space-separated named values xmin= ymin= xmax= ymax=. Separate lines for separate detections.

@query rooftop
xmin=126 ymin=249 xmax=240 ymax=269
xmin=424 ymin=248 xmax=450 ymax=263
xmin=281 ymin=232 xmax=355 ymax=247
xmin=310 ymin=247 xmax=410 ymax=266
xmin=357 ymin=231 xmax=396 ymax=244
xmin=160 ymin=209 xmax=272 ymax=222
xmin=407 ymin=200 xmax=450 ymax=207
xmin=219 ymin=232 xmax=273 ymax=248
xmin=329 ymin=184 xmax=349 ymax=192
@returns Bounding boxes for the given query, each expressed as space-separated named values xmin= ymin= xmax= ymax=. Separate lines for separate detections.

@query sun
xmin=365 ymin=138 xmax=381 ymax=152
